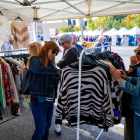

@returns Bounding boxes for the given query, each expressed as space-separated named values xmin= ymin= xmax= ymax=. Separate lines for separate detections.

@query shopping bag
xmin=20 ymin=69 xmax=30 ymax=95
xmin=23 ymin=97 xmax=31 ymax=110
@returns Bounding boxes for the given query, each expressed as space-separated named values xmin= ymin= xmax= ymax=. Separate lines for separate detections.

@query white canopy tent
xmin=1 ymin=0 xmax=140 ymax=22
xmin=75 ymin=31 xmax=81 ymax=36
xmin=1 ymin=0 xmax=140 ymax=41
xmin=122 ymin=26 xmax=140 ymax=45
xmin=92 ymin=29 xmax=101 ymax=36
xmin=87 ymin=30 xmax=94 ymax=36
xmin=124 ymin=26 xmax=140 ymax=35
xmin=103 ymin=28 xmax=118 ymax=35
xmin=113 ymin=27 xmax=129 ymax=35
xmin=1 ymin=1 xmax=140 ymax=139
xmin=83 ymin=30 xmax=88 ymax=36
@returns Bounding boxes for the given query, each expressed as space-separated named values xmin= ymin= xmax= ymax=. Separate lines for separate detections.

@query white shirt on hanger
xmin=0 ymin=16 xmax=12 ymax=47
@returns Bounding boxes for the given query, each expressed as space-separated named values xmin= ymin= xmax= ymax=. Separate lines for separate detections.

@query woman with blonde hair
xmin=26 ymin=42 xmax=42 ymax=69
xmin=81 ymin=41 xmax=87 ymax=49
xmin=29 ymin=41 xmax=61 ymax=140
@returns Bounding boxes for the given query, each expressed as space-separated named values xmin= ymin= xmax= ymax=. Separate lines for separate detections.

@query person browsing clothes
xmin=109 ymin=65 xmax=140 ymax=140
xmin=57 ymin=33 xmax=80 ymax=69
xmin=123 ymin=43 xmax=140 ymax=140
xmin=29 ymin=41 xmax=61 ymax=140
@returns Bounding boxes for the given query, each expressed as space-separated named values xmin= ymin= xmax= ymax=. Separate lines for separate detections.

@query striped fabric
xmin=11 ymin=20 xmax=30 ymax=49
xmin=55 ymin=65 xmax=112 ymax=129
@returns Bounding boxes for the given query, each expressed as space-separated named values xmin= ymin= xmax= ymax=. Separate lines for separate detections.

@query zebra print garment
xmin=55 ymin=64 xmax=112 ymax=130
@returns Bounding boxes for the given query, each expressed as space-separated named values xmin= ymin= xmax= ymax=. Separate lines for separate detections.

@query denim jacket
xmin=29 ymin=56 xmax=61 ymax=97
xmin=119 ymin=76 xmax=140 ymax=114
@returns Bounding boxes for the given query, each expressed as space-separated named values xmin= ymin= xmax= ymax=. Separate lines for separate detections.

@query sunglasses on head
xmin=134 ymin=49 xmax=140 ymax=55
xmin=82 ymin=45 xmax=87 ymax=47
xmin=52 ymin=50 xmax=58 ymax=56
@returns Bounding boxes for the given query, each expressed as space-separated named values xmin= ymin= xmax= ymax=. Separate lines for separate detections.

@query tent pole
xmin=81 ymin=18 xmax=83 ymax=41
xmin=35 ymin=21 xmax=37 ymax=41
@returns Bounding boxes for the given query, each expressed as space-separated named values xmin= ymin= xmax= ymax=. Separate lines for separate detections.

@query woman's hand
xmin=18 ymin=68 xmax=23 ymax=75
xmin=109 ymin=66 xmax=121 ymax=82
xmin=118 ymin=69 xmax=129 ymax=81
xmin=130 ymin=55 xmax=137 ymax=65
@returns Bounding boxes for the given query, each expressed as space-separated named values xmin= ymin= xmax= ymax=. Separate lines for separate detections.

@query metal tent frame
xmin=0 ymin=0 xmax=140 ymax=22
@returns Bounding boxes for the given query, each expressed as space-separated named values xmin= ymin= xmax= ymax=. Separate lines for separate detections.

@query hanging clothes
xmin=55 ymin=63 xmax=112 ymax=131
xmin=0 ymin=57 xmax=19 ymax=103
xmin=11 ymin=20 xmax=30 ymax=49
xmin=0 ymin=65 xmax=4 ymax=109
xmin=0 ymin=16 xmax=12 ymax=47
xmin=1 ymin=41 xmax=13 ymax=56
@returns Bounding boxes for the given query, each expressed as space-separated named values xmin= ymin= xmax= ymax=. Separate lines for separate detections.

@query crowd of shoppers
xmin=25 ymin=34 xmax=140 ymax=140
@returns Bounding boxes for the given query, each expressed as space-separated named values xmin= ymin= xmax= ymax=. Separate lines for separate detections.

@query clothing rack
xmin=0 ymin=49 xmax=29 ymax=57
xmin=0 ymin=48 xmax=28 ymax=53
xmin=0 ymin=49 xmax=29 ymax=124
xmin=77 ymin=46 xmax=118 ymax=140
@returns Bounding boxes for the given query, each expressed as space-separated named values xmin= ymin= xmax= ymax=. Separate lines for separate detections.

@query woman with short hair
xmin=57 ymin=33 xmax=80 ymax=69
xmin=81 ymin=41 xmax=87 ymax=49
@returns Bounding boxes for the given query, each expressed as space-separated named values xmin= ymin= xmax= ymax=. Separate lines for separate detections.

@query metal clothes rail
xmin=0 ymin=48 xmax=29 ymax=56
xmin=77 ymin=46 xmax=118 ymax=140
xmin=0 ymin=48 xmax=28 ymax=53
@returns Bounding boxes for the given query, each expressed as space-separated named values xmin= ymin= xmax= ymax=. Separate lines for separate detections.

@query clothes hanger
xmin=15 ymin=16 xmax=23 ymax=21
xmin=71 ymin=56 xmax=97 ymax=67
xmin=0 ymin=11 xmax=3 ymax=16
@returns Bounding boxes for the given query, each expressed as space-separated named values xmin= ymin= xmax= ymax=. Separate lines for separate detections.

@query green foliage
xmin=59 ymin=25 xmax=71 ymax=33
xmin=113 ymin=15 xmax=127 ymax=22
xmin=59 ymin=14 xmax=140 ymax=33
xmin=133 ymin=14 xmax=140 ymax=28
xmin=112 ymin=19 xmax=120 ymax=30
xmin=59 ymin=25 xmax=82 ymax=33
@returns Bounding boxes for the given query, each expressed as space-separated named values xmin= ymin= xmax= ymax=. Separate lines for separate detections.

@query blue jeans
xmin=134 ymin=113 xmax=140 ymax=140
xmin=31 ymin=100 xmax=54 ymax=140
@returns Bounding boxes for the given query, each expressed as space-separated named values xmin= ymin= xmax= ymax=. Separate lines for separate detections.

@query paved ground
xmin=0 ymin=45 xmax=134 ymax=140
xmin=0 ymin=111 xmax=124 ymax=140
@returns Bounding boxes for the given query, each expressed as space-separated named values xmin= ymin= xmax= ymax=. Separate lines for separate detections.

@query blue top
xmin=104 ymin=42 xmax=109 ymax=46
xmin=29 ymin=57 xmax=61 ymax=106
xmin=76 ymin=44 xmax=83 ymax=53
xmin=119 ymin=67 xmax=140 ymax=114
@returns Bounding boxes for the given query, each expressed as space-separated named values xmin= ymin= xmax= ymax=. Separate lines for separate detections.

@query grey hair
xmin=59 ymin=33 xmax=73 ymax=44
xmin=98 ymin=35 xmax=104 ymax=41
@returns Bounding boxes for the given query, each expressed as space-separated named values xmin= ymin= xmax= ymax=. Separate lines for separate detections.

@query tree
xmin=124 ymin=15 xmax=135 ymax=29
xmin=87 ymin=18 xmax=97 ymax=31
xmin=93 ymin=16 xmax=112 ymax=30
xmin=59 ymin=25 xmax=71 ymax=32
xmin=113 ymin=15 xmax=127 ymax=22
xmin=119 ymin=18 xmax=126 ymax=28
xmin=133 ymin=14 xmax=140 ymax=28
xmin=112 ymin=19 xmax=120 ymax=30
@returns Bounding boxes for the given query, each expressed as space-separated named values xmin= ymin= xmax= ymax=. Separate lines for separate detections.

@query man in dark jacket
xmin=57 ymin=34 xmax=80 ymax=69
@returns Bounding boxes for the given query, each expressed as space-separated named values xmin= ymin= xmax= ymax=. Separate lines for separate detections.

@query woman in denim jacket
xmin=110 ymin=66 xmax=140 ymax=140
xmin=29 ymin=41 xmax=61 ymax=140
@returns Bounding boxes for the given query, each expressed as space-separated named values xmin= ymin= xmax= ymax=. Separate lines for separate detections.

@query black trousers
xmin=124 ymin=113 xmax=135 ymax=140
